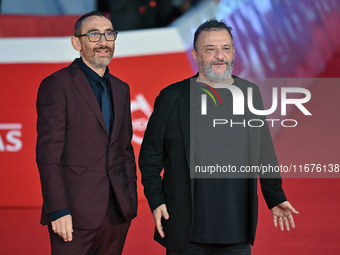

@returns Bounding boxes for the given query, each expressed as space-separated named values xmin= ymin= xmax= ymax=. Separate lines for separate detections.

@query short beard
xmin=200 ymin=58 xmax=234 ymax=83
xmin=92 ymin=47 xmax=113 ymax=68
xmin=92 ymin=56 xmax=112 ymax=68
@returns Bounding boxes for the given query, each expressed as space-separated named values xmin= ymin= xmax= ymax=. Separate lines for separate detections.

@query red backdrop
xmin=0 ymin=52 xmax=194 ymax=207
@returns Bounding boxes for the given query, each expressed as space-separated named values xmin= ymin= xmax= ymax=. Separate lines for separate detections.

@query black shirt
xmin=191 ymin=81 xmax=250 ymax=244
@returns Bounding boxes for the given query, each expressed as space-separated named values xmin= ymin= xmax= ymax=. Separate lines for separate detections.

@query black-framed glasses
xmin=76 ymin=31 xmax=118 ymax=42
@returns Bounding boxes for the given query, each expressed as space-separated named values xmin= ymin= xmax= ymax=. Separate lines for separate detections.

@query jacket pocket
xmin=62 ymin=165 xmax=86 ymax=175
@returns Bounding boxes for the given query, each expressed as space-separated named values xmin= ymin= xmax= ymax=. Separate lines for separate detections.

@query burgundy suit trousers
xmin=48 ymin=193 xmax=130 ymax=255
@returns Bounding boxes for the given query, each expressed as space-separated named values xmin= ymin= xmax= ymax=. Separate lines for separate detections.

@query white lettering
xmin=281 ymin=88 xmax=312 ymax=116
xmin=6 ymin=130 xmax=22 ymax=152
xmin=130 ymin=94 xmax=153 ymax=145
xmin=0 ymin=134 xmax=5 ymax=151
xmin=230 ymin=119 xmax=246 ymax=127
xmin=0 ymin=123 xmax=23 ymax=152
xmin=200 ymin=87 xmax=311 ymax=116
xmin=248 ymin=87 xmax=278 ymax=115
xmin=213 ymin=119 xmax=228 ymax=127
xmin=281 ymin=119 xmax=298 ymax=127
xmin=248 ymin=119 xmax=264 ymax=127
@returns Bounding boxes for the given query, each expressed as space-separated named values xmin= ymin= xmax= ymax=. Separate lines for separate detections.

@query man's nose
xmin=214 ymin=49 xmax=224 ymax=60
xmin=98 ymin=34 xmax=108 ymax=46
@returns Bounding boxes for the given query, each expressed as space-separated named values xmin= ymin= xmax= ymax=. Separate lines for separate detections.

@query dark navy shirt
xmin=77 ymin=58 xmax=114 ymax=135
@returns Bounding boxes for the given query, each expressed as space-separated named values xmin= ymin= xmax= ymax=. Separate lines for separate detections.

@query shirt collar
xmin=77 ymin=57 xmax=110 ymax=83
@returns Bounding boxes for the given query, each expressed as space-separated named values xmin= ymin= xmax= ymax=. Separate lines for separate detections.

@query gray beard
xmin=201 ymin=58 xmax=234 ymax=83
xmin=92 ymin=56 xmax=112 ymax=69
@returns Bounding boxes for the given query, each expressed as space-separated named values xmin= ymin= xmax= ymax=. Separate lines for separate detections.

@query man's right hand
xmin=152 ymin=204 xmax=169 ymax=238
xmin=51 ymin=214 xmax=73 ymax=242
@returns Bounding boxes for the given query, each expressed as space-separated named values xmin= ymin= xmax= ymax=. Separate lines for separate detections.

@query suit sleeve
xmin=252 ymin=85 xmax=287 ymax=209
xmin=139 ymin=89 xmax=169 ymax=212
xmin=36 ymin=75 xmax=69 ymax=216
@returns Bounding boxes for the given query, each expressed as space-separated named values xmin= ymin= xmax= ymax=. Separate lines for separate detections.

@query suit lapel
xmin=68 ymin=60 xmax=107 ymax=134
xmin=178 ymin=78 xmax=196 ymax=203
xmin=178 ymin=81 xmax=190 ymax=168
xmin=108 ymin=76 xmax=121 ymax=144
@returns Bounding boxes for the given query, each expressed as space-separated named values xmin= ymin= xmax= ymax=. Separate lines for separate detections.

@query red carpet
xmin=1 ymin=55 xmax=339 ymax=255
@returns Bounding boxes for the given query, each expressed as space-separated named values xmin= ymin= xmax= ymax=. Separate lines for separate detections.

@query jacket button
xmin=108 ymin=147 xmax=112 ymax=152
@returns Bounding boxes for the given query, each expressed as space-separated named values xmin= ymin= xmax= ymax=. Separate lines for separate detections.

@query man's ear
xmin=192 ymin=48 xmax=199 ymax=64
xmin=71 ymin=37 xmax=81 ymax=51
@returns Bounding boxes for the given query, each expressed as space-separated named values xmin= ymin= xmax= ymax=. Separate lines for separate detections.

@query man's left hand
xmin=271 ymin=201 xmax=299 ymax=231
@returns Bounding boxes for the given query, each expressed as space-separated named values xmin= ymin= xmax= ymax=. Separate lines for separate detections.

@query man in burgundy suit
xmin=36 ymin=11 xmax=137 ymax=255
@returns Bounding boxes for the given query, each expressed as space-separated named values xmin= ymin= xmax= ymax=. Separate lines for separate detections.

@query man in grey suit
xmin=139 ymin=19 xmax=298 ymax=254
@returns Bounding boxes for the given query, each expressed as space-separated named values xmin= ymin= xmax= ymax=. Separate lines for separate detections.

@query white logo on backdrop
xmin=0 ymin=123 xmax=23 ymax=152
xmin=131 ymin=94 xmax=152 ymax=145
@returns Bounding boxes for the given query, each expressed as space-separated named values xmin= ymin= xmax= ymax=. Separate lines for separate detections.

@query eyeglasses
xmin=76 ymin=31 xmax=118 ymax=42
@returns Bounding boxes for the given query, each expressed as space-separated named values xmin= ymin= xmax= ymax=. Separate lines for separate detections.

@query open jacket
xmin=139 ymin=75 xmax=286 ymax=251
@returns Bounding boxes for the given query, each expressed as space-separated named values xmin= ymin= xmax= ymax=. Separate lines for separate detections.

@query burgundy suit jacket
xmin=36 ymin=60 xmax=137 ymax=230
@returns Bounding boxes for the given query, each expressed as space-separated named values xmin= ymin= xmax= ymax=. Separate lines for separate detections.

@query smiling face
xmin=71 ymin=15 xmax=115 ymax=76
xmin=192 ymin=30 xmax=235 ymax=83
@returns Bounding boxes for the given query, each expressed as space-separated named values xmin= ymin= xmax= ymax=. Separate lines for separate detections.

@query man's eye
xmin=206 ymin=48 xmax=214 ymax=52
xmin=105 ymin=32 xmax=114 ymax=36
xmin=224 ymin=48 xmax=231 ymax=51
xmin=90 ymin=32 xmax=100 ymax=36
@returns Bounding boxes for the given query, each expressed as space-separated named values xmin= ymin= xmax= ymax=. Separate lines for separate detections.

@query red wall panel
xmin=0 ymin=52 xmax=194 ymax=207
